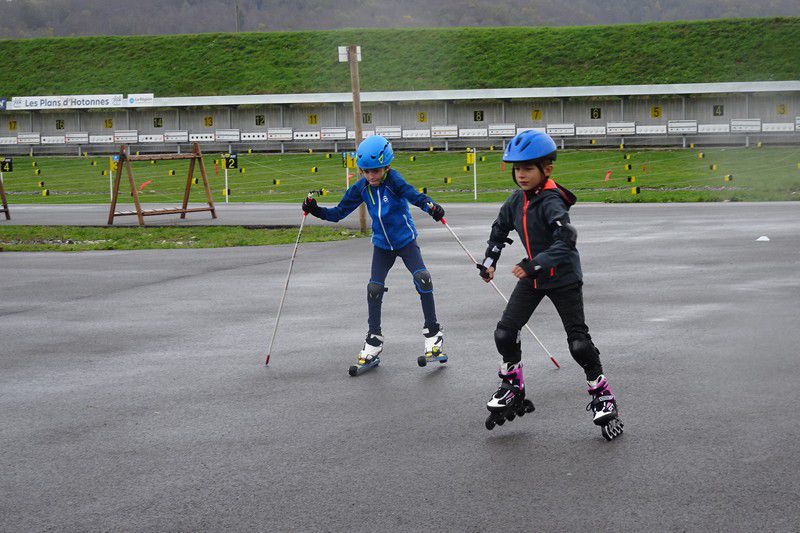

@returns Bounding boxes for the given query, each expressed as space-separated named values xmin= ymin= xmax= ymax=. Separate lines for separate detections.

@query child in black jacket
xmin=479 ymin=130 xmax=623 ymax=441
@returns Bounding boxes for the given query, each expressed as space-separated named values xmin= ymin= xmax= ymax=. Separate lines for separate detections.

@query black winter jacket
xmin=487 ymin=179 xmax=581 ymax=290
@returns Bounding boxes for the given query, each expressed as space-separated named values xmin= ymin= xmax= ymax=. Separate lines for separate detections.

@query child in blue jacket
xmin=302 ymin=135 xmax=446 ymax=375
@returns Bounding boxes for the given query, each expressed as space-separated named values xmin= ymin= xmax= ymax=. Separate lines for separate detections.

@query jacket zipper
xmin=377 ymin=186 xmax=394 ymax=250
xmin=522 ymin=194 xmax=533 ymax=260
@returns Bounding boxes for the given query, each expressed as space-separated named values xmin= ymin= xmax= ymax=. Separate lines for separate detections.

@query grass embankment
xmin=0 ymin=225 xmax=362 ymax=252
xmin=2 ymin=147 xmax=798 ymax=204
xmin=0 ymin=18 xmax=798 ymax=96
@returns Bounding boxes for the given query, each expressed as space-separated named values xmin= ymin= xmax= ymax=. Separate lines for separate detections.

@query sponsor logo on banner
xmin=127 ymin=93 xmax=155 ymax=107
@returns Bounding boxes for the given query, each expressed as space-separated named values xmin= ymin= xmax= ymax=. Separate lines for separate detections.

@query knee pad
xmin=494 ymin=323 xmax=521 ymax=360
xmin=367 ymin=282 xmax=387 ymax=303
xmin=412 ymin=269 xmax=433 ymax=294
xmin=569 ymin=337 xmax=598 ymax=359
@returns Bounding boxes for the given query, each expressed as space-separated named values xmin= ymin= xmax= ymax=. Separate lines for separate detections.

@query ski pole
xmin=265 ymin=192 xmax=314 ymax=365
xmin=436 ymin=215 xmax=561 ymax=369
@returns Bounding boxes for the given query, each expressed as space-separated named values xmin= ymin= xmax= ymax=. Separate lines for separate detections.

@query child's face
xmin=362 ymin=166 xmax=389 ymax=186
xmin=513 ymin=162 xmax=552 ymax=190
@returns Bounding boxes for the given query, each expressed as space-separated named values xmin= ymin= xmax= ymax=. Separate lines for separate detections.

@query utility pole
xmin=339 ymin=45 xmax=367 ymax=233
xmin=235 ymin=0 xmax=241 ymax=32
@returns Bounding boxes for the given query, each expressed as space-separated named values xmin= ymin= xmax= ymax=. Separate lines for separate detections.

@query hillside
xmin=0 ymin=17 xmax=798 ymax=97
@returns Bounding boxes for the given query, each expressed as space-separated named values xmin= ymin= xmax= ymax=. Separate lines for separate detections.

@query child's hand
xmin=514 ymin=259 xmax=542 ymax=279
xmin=427 ymin=202 xmax=445 ymax=222
xmin=476 ymin=264 xmax=495 ymax=282
xmin=302 ymin=196 xmax=320 ymax=216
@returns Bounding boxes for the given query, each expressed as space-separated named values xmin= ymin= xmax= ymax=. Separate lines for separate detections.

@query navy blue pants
xmin=367 ymin=240 xmax=437 ymax=334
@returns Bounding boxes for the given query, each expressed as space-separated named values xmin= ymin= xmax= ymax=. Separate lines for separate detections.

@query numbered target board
xmin=224 ymin=154 xmax=238 ymax=169
xmin=1 ymin=157 xmax=12 ymax=172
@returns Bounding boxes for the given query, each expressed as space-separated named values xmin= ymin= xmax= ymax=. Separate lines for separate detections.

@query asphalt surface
xmin=2 ymin=202 xmax=799 ymax=531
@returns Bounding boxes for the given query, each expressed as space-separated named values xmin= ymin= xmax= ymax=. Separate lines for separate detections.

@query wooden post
xmin=195 ymin=143 xmax=218 ymax=219
xmin=107 ymin=146 xmax=125 ymax=225
xmin=0 ymin=174 xmax=9 ymax=220
xmin=348 ymin=44 xmax=368 ymax=234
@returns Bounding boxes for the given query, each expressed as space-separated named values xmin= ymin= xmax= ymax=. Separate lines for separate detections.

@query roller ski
xmin=417 ymin=324 xmax=447 ymax=367
xmin=348 ymin=333 xmax=383 ymax=377
xmin=485 ymin=362 xmax=535 ymax=430
xmin=586 ymin=375 xmax=624 ymax=441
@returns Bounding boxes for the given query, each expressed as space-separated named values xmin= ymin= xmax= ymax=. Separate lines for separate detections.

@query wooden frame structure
xmin=107 ymin=143 xmax=216 ymax=225
xmin=0 ymin=175 xmax=9 ymax=220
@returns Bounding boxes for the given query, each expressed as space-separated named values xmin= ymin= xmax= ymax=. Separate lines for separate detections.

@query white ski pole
xmin=436 ymin=215 xmax=561 ymax=369
xmin=265 ymin=192 xmax=314 ymax=365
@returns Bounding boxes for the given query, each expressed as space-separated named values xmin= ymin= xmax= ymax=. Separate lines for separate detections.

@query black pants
xmin=496 ymin=280 xmax=603 ymax=380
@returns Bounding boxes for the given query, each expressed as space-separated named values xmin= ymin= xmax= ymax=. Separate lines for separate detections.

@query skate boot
xmin=417 ymin=324 xmax=447 ymax=367
xmin=348 ymin=333 xmax=383 ymax=377
xmin=485 ymin=362 xmax=535 ymax=430
xmin=586 ymin=375 xmax=624 ymax=441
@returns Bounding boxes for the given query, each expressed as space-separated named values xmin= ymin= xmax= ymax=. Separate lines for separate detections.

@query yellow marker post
xmin=631 ymin=186 xmax=640 ymax=195
xmin=627 ymin=176 xmax=636 ymax=183
xmin=311 ymin=167 xmax=318 ymax=173
xmin=42 ymin=189 xmax=49 ymax=196
xmin=273 ymin=179 xmax=281 ymax=185
xmin=444 ymin=177 xmax=452 ymax=184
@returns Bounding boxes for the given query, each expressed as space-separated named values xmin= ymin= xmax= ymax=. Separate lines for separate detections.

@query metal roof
xmin=152 ymin=81 xmax=800 ymax=108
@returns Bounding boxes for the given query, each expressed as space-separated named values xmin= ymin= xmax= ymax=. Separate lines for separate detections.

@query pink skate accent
xmin=499 ymin=363 xmax=525 ymax=390
xmin=587 ymin=376 xmax=614 ymax=400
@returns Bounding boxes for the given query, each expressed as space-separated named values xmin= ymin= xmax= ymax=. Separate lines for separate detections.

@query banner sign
xmin=12 ymin=94 xmax=124 ymax=110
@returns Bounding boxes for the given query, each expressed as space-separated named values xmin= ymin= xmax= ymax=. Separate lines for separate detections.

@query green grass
xmin=2 ymin=146 xmax=799 ymax=204
xmin=0 ymin=18 xmax=798 ymax=96
xmin=0 ymin=225 xmax=363 ymax=252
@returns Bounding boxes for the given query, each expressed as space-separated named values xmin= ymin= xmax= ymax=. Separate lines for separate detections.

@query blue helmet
xmin=356 ymin=135 xmax=394 ymax=169
xmin=503 ymin=130 xmax=557 ymax=163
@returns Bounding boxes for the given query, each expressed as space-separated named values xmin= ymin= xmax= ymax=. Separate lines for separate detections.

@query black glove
xmin=302 ymin=196 xmax=321 ymax=217
xmin=428 ymin=202 xmax=445 ymax=222
xmin=517 ymin=258 xmax=542 ymax=278
xmin=476 ymin=263 xmax=492 ymax=281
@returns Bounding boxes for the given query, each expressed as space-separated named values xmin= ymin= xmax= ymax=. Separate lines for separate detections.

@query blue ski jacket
xmin=317 ymin=169 xmax=434 ymax=251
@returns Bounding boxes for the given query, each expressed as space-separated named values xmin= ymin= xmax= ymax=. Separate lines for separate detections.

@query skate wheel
xmin=485 ymin=418 xmax=495 ymax=431
xmin=523 ymin=399 xmax=535 ymax=413
xmin=516 ymin=408 xmax=526 ymax=417
xmin=417 ymin=356 xmax=427 ymax=367
xmin=506 ymin=412 xmax=516 ymax=422
xmin=348 ymin=365 xmax=358 ymax=377
xmin=496 ymin=418 xmax=505 ymax=426
xmin=601 ymin=418 xmax=624 ymax=441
